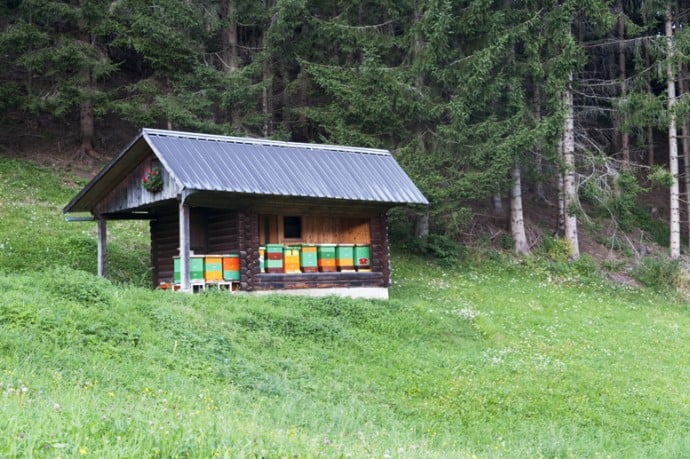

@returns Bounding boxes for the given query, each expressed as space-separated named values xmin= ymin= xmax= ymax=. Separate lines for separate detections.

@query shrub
xmin=404 ymin=233 xmax=465 ymax=264
xmin=538 ymin=236 xmax=572 ymax=263
xmin=43 ymin=266 xmax=114 ymax=306
xmin=632 ymin=256 xmax=681 ymax=291
xmin=648 ymin=165 xmax=674 ymax=187
xmin=571 ymin=254 xmax=599 ymax=278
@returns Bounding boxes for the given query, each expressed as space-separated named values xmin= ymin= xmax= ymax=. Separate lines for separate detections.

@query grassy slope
xmin=1 ymin=157 xmax=690 ymax=457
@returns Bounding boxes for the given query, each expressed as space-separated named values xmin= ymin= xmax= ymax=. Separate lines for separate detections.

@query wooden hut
xmin=64 ymin=129 xmax=428 ymax=299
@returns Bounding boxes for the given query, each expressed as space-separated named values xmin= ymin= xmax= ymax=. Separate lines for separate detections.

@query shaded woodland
xmin=3 ymin=0 xmax=690 ymax=259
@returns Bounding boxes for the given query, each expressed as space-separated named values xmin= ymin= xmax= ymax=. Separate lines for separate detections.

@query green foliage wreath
xmin=142 ymin=167 xmax=163 ymax=193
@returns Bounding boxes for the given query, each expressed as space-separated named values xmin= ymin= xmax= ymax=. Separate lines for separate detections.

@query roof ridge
xmin=142 ymin=128 xmax=391 ymax=156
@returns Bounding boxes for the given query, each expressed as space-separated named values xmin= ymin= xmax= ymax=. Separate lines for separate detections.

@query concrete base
xmin=251 ymin=287 xmax=389 ymax=300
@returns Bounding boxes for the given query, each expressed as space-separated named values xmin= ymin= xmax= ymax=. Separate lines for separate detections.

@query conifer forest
xmin=3 ymin=0 xmax=690 ymax=258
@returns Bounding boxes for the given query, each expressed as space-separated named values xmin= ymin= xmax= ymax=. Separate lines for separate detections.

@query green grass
xmin=2 ymin=157 xmax=690 ymax=457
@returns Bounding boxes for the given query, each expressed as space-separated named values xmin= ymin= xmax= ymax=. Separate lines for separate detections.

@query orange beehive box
xmin=284 ymin=246 xmax=301 ymax=273
xmin=222 ymin=254 xmax=240 ymax=281
xmin=204 ymin=255 xmax=223 ymax=281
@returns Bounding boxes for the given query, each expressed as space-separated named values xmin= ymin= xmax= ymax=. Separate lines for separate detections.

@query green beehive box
xmin=265 ymin=244 xmax=284 ymax=273
xmin=317 ymin=244 xmax=337 ymax=272
xmin=300 ymin=244 xmax=318 ymax=272
xmin=190 ymin=256 xmax=205 ymax=281
xmin=317 ymin=244 xmax=336 ymax=259
xmin=266 ymin=259 xmax=284 ymax=268
xmin=173 ymin=256 xmax=205 ymax=282
xmin=265 ymin=244 xmax=284 ymax=253
xmin=354 ymin=244 xmax=371 ymax=270
xmin=336 ymin=244 xmax=355 ymax=271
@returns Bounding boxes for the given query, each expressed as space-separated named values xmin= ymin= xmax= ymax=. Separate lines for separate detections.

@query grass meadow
xmin=1 ymin=157 xmax=690 ymax=457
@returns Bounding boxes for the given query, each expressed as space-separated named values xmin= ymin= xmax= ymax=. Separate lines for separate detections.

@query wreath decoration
xmin=142 ymin=166 xmax=163 ymax=193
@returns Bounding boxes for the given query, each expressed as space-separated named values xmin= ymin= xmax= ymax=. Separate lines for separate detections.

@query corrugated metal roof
xmin=146 ymin=129 xmax=427 ymax=204
xmin=64 ymin=128 xmax=428 ymax=213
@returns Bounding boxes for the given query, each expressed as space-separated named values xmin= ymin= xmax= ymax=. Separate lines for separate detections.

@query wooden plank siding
xmin=251 ymin=212 xmax=390 ymax=290
xmin=258 ymin=215 xmax=371 ymax=245
xmin=96 ymin=154 xmax=180 ymax=215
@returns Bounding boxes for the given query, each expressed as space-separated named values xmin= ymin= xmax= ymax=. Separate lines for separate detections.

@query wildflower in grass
xmin=53 ymin=402 xmax=60 ymax=411
xmin=79 ymin=446 xmax=87 ymax=455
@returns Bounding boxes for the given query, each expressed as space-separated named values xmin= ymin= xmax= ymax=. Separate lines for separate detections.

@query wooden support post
xmin=179 ymin=199 xmax=191 ymax=292
xmin=97 ymin=215 xmax=107 ymax=278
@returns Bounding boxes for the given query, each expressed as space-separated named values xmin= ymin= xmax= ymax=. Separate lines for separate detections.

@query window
xmin=283 ymin=216 xmax=302 ymax=239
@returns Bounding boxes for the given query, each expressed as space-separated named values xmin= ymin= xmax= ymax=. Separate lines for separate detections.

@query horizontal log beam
xmin=253 ymin=272 xmax=384 ymax=290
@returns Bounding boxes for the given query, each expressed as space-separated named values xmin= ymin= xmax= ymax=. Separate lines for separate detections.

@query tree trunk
xmin=74 ymin=99 xmax=96 ymax=160
xmin=74 ymin=21 xmax=97 ymax=160
xmin=533 ymin=85 xmax=547 ymax=202
xmin=682 ymin=64 xmax=690 ymax=250
xmin=608 ymin=29 xmax=620 ymax=155
xmin=510 ymin=160 xmax=529 ymax=254
xmin=557 ymin=139 xmax=565 ymax=236
xmin=666 ymin=8 xmax=681 ymax=259
xmin=679 ymin=1 xmax=690 ymax=251
xmin=220 ymin=0 xmax=240 ymax=71
xmin=415 ymin=211 xmax=430 ymax=238
xmin=645 ymin=43 xmax=655 ymax=166
xmin=618 ymin=0 xmax=630 ymax=170
xmin=563 ymin=74 xmax=579 ymax=260
xmin=262 ymin=1 xmax=275 ymax=137
xmin=493 ymin=192 xmax=505 ymax=217
xmin=220 ymin=0 xmax=242 ymax=131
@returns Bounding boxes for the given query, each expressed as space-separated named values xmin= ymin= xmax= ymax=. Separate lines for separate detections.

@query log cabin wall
xmin=238 ymin=210 xmax=260 ymax=291
xmin=151 ymin=207 xmax=240 ymax=286
xmin=150 ymin=210 xmax=178 ymax=287
xmin=370 ymin=213 xmax=391 ymax=287
xmin=206 ymin=209 xmax=240 ymax=253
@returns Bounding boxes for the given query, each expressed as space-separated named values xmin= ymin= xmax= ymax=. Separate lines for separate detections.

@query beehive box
xmin=265 ymin=244 xmax=284 ymax=273
xmin=300 ymin=244 xmax=318 ymax=272
xmin=284 ymin=246 xmax=301 ymax=273
xmin=222 ymin=253 xmax=240 ymax=281
xmin=336 ymin=244 xmax=355 ymax=271
xmin=317 ymin=244 xmax=337 ymax=272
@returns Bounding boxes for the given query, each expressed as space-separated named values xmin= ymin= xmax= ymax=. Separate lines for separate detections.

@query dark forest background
xmin=3 ymin=0 xmax=690 ymax=261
